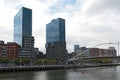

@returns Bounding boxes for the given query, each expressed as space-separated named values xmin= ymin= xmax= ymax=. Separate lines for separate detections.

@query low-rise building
xmin=76 ymin=47 xmax=117 ymax=57
xmin=0 ymin=42 xmax=20 ymax=59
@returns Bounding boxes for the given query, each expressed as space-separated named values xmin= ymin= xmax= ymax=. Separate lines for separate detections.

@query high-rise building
xmin=14 ymin=7 xmax=36 ymax=62
xmin=74 ymin=45 xmax=79 ymax=52
xmin=14 ymin=7 xmax=33 ymax=47
xmin=46 ymin=18 xmax=65 ymax=43
xmin=46 ymin=18 xmax=67 ymax=61
xmin=22 ymin=36 xmax=34 ymax=48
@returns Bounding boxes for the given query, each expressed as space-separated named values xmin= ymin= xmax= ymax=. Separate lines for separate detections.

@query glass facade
xmin=14 ymin=7 xmax=32 ymax=47
xmin=46 ymin=18 xmax=65 ymax=43
xmin=74 ymin=45 xmax=79 ymax=52
xmin=46 ymin=18 xmax=67 ymax=62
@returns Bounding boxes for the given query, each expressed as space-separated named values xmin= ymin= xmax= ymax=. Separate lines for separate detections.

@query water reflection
xmin=66 ymin=67 xmax=118 ymax=80
xmin=0 ymin=66 xmax=120 ymax=80
xmin=0 ymin=71 xmax=36 ymax=80
xmin=46 ymin=70 xmax=67 ymax=80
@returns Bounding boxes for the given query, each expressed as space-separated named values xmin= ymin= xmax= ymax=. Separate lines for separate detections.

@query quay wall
xmin=0 ymin=64 xmax=120 ymax=73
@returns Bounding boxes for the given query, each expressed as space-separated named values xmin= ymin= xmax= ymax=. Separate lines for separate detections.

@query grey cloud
xmin=84 ymin=0 xmax=120 ymax=16
xmin=67 ymin=35 xmax=99 ymax=52
xmin=0 ymin=26 xmax=13 ymax=42
xmin=78 ymin=22 xmax=120 ymax=41
xmin=104 ymin=0 xmax=120 ymax=9
xmin=83 ymin=25 xmax=114 ymax=33
xmin=0 ymin=26 xmax=12 ymax=34
xmin=47 ymin=0 xmax=79 ymax=14
xmin=4 ymin=0 xmax=22 ymax=9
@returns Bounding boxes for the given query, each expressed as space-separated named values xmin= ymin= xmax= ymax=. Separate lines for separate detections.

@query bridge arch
xmin=67 ymin=42 xmax=119 ymax=63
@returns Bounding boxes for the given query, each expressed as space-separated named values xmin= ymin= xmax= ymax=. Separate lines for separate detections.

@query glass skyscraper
xmin=14 ymin=7 xmax=32 ymax=47
xmin=46 ymin=18 xmax=67 ymax=62
xmin=46 ymin=18 xmax=65 ymax=43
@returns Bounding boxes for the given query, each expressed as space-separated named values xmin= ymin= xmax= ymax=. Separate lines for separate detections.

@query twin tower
xmin=14 ymin=7 xmax=67 ymax=61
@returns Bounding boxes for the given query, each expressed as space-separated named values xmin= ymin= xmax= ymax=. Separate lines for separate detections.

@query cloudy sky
xmin=0 ymin=0 xmax=120 ymax=53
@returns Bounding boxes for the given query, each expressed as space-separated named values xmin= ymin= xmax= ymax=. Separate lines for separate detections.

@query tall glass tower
xmin=46 ymin=18 xmax=65 ymax=43
xmin=14 ymin=7 xmax=32 ymax=47
xmin=46 ymin=18 xmax=67 ymax=62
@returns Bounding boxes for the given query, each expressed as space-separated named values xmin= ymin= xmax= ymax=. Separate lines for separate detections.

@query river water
xmin=0 ymin=66 xmax=120 ymax=80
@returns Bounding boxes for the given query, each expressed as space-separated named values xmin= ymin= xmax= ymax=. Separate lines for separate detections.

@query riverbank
xmin=0 ymin=63 xmax=120 ymax=73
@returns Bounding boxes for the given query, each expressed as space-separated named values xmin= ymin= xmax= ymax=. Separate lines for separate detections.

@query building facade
xmin=14 ymin=7 xmax=33 ymax=47
xmin=46 ymin=18 xmax=67 ymax=61
xmin=76 ymin=47 xmax=117 ymax=57
xmin=46 ymin=18 xmax=65 ymax=43
xmin=22 ymin=36 xmax=34 ymax=48
xmin=0 ymin=42 xmax=20 ymax=59
xmin=74 ymin=45 xmax=79 ymax=52
xmin=14 ymin=7 xmax=36 ymax=62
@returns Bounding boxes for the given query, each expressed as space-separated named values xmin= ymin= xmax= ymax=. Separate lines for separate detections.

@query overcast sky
xmin=0 ymin=0 xmax=120 ymax=53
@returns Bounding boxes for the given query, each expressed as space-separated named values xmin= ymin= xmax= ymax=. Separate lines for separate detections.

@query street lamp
xmin=43 ymin=58 xmax=44 ymax=67
xmin=20 ymin=58 xmax=22 ymax=67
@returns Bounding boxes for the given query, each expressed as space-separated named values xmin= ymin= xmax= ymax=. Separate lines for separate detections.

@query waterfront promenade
xmin=0 ymin=65 xmax=65 ymax=72
xmin=0 ymin=63 xmax=120 ymax=72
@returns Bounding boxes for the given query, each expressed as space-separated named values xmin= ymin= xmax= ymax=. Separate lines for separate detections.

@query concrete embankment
xmin=0 ymin=63 xmax=120 ymax=73
xmin=0 ymin=65 xmax=65 ymax=72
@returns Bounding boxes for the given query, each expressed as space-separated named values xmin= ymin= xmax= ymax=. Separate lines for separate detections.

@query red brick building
xmin=89 ymin=48 xmax=100 ymax=57
xmin=0 ymin=42 xmax=20 ymax=59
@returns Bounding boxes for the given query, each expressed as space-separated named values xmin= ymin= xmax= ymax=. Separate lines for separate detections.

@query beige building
xmin=76 ymin=47 xmax=117 ymax=57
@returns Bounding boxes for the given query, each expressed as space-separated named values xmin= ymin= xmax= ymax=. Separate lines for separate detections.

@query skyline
xmin=0 ymin=0 xmax=120 ymax=53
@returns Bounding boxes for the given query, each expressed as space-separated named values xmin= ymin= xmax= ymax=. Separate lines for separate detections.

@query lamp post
xmin=20 ymin=58 xmax=22 ymax=67
xmin=42 ymin=55 xmax=45 ymax=67
xmin=118 ymin=42 xmax=119 ymax=56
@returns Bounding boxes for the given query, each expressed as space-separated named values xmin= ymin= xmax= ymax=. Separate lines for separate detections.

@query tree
xmin=35 ymin=59 xmax=43 ymax=65
xmin=0 ymin=58 xmax=9 ymax=65
xmin=14 ymin=58 xmax=20 ymax=65
xmin=22 ymin=58 xmax=30 ymax=65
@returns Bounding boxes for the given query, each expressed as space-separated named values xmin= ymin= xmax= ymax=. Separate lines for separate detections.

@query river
xmin=0 ymin=66 xmax=120 ymax=80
